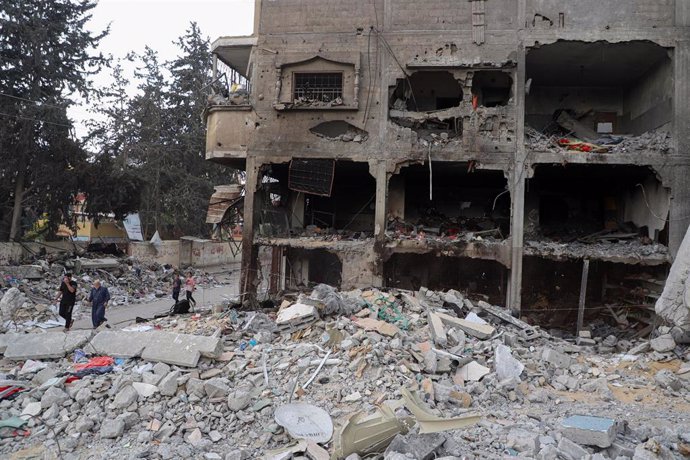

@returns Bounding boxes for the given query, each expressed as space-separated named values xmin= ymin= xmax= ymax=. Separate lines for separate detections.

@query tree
xmin=0 ymin=0 xmax=108 ymax=240
xmin=90 ymin=22 xmax=240 ymax=240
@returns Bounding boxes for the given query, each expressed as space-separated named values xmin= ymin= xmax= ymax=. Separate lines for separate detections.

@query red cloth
xmin=73 ymin=356 xmax=114 ymax=371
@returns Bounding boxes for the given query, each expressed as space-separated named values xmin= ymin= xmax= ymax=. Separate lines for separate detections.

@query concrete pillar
xmin=508 ymin=41 xmax=528 ymax=316
xmin=372 ymin=161 xmax=388 ymax=241
xmin=240 ymin=157 xmax=260 ymax=304
xmin=670 ymin=40 xmax=690 ymax=255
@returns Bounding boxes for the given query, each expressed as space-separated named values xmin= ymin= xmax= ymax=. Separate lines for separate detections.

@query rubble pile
xmin=0 ymin=284 xmax=688 ymax=459
xmin=525 ymin=124 xmax=672 ymax=155
xmin=0 ymin=255 xmax=229 ymax=332
xmin=386 ymin=217 xmax=506 ymax=245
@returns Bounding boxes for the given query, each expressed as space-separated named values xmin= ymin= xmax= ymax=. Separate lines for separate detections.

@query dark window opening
xmin=472 ymin=71 xmax=512 ymax=107
xmin=521 ymin=257 xmax=667 ymax=334
xmin=286 ymin=248 xmax=342 ymax=289
xmin=258 ymin=161 xmax=376 ymax=238
xmin=384 ymin=254 xmax=507 ymax=305
xmin=293 ymin=72 xmax=343 ymax=103
xmin=390 ymin=71 xmax=463 ymax=112
xmin=388 ymin=162 xmax=510 ymax=240
xmin=525 ymin=40 xmax=672 ymax=150
xmin=526 ymin=164 xmax=669 ymax=245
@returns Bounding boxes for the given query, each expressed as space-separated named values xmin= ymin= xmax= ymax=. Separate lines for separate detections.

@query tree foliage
xmin=90 ymin=22 xmax=234 ymax=239
xmin=0 ymin=0 xmax=141 ymax=240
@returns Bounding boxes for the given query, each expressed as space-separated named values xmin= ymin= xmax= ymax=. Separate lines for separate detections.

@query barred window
xmin=293 ymin=72 xmax=343 ymax=103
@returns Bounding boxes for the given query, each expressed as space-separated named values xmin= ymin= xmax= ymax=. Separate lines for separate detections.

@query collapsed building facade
xmin=205 ymin=0 xmax=690 ymax=326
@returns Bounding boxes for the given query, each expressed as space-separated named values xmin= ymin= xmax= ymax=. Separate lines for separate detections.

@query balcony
xmin=205 ymin=36 xmax=257 ymax=168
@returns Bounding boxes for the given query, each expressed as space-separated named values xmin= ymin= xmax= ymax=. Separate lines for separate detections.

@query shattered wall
xmin=207 ymin=0 xmax=690 ymax=315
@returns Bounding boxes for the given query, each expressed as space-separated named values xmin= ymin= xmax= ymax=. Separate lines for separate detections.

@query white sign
xmin=123 ymin=214 xmax=144 ymax=241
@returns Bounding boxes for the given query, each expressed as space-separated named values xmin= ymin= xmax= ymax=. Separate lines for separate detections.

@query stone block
xmin=541 ymin=347 xmax=573 ymax=369
xmin=435 ymin=312 xmax=495 ymax=339
xmin=650 ymin=334 xmax=676 ymax=353
xmin=384 ymin=432 xmax=447 ymax=460
xmin=84 ymin=331 xmax=148 ymax=358
xmin=557 ymin=437 xmax=589 ymax=460
xmin=561 ymin=415 xmax=616 ymax=448
xmin=4 ymin=331 xmax=92 ymax=360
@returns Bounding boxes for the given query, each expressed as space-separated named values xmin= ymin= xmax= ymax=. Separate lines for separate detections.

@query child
xmin=171 ymin=272 xmax=181 ymax=307
xmin=184 ymin=272 xmax=197 ymax=307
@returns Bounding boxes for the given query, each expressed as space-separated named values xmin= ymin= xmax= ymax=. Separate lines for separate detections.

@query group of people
xmin=55 ymin=270 xmax=197 ymax=332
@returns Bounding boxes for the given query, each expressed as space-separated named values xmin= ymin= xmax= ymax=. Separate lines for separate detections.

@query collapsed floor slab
xmin=3 ymin=331 xmax=92 ymax=360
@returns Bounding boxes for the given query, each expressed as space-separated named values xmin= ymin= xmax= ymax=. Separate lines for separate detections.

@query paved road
xmin=71 ymin=263 xmax=241 ymax=330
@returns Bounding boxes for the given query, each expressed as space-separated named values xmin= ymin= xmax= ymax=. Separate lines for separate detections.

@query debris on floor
xmin=0 ymin=284 xmax=686 ymax=459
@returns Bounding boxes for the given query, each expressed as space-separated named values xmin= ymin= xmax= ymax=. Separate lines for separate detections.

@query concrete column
xmin=508 ymin=41 xmax=528 ymax=316
xmin=240 ymin=157 xmax=260 ymax=304
xmin=372 ymin=161 xmax=388 ymax=241
xmin=670 ymin=40 xmax=690 ymax=255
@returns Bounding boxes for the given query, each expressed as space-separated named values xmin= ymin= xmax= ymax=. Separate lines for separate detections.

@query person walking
xmin=184 ymin=272 xmax=197 ymax=308
xmin=171 ymin=272 xmax=181 ymax=307
xmin=88 ymin=280 xmax=111 ymax=329
xmin=55 ymin=273 xmax=77 ymax=331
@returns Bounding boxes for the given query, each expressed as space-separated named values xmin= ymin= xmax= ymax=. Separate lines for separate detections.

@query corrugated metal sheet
xmin=206 ymin=185 xmax=243 ymax=224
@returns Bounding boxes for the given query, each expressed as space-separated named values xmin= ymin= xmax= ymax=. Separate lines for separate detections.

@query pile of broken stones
xmin=0 ymin=284 xmax=688 ymax=460
xmin=0 ymin=256 xmax=229 ymax=332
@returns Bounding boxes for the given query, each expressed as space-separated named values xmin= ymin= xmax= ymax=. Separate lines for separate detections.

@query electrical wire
xmin=0 ymin=91 xmax=67 ymax=109
xmin=636 ymin=182 xmax=690 ymax=222
xmin=0 ymin=111 xmax=72 ymax=128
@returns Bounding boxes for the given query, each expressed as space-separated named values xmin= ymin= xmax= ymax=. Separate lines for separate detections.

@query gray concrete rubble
xmin=0 ymin=284 xmax=688 ymax=460
xmin=0 ymin=253 xmax=232 ymax=334
xmin=655 ymin=223 xmax=690 ymax=330
xmin=3 ymin=330 xmax=92 ymax=360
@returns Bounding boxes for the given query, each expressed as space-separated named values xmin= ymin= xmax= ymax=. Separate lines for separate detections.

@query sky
xmin=68 ymin=0 xmax=255 ymax=137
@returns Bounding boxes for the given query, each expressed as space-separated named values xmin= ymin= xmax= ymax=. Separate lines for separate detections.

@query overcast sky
xmin=69 ymin=0 xmax=255 ymax=137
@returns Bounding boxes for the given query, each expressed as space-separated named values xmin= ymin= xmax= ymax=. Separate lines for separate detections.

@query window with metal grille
xmin=293 ymin=72 xmax=343 ymax=102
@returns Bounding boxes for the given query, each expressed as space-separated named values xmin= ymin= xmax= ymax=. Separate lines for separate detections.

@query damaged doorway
xmin=521 ymin=256 xmax=668 ymax=334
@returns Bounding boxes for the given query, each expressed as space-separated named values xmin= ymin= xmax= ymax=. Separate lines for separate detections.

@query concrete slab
xmin=435 ymin=312 xmax=495 ymax=339
xmin=561 ymin=415 xmax=616 ymax=448
xmin=0 ymin=265 xmax=43 ymax=280
xmin=4 ymin=331 xmax=92 ymax=360
xmin=75 ymin=258 xmax=120 ymax=272
xmin=141 ymin=332 xmax=222 ymax=367
xmin=0 ymin=333 xmax=18 ymax=353
xmin=83 ymin=331 xmax=149 ymax=358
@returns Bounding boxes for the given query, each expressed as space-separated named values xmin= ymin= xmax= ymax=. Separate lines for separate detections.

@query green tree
xmin=0 ymin=0 xmax=109 ymax=239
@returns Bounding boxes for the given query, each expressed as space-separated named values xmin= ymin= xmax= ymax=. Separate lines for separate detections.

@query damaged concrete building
xmin=205 ymin=0 xmax=690 ymax=327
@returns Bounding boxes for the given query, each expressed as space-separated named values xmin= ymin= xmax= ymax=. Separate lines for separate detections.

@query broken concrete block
xmin=654 ymin=369 xmax=682 ymax=391
xmin=112 ymin=385 xmax=138 ymax=409
xmin=354 ymin=317 xmax=400 ymax=337
xmin=0 ymin=333 xmax=17 ymax=353
xmin=0 ymin=287 xmax=28 ymax=320
xmin=506 ymin=428 xmax=539 ymax=454
xmin=434 ymin=312 xmax=495 ymax=339
xmin=541 ymin=347 xmax=573 ymax=369
xmin=384 ymin=432 xmax=447 ymax=460
xmin=100 ymin=418 xmax=125 ymax=439
xmin=427 ymin=312 xmax=447 ymax=347
xmin=561 ymin=415 xmax=616 ymax=448
xmin=140 ymin=332 xmax=222 ymax=367
xmin=0 ymin=265 xmax=43 ymax=280
xmin=204 ymin=378 xmax=230 ymax=398
xmin=84 ymin=331 xmax=148 ymax=358
xmin=495 ymin=344 xmax=524 ymax=382
xmin=75 ymin=258 xmax=120 ymax=272
xmin=276 ymin=303 xmax=318 ymax=331
xmin=132 ymin=382 xmax=158 ymax=398
xmin=457 ymin=361 xmax=490 ymax=382
xmin=4 ymin=330 xmax=92 ymax=360
xmin=650 ymin=334 xmax=676 ymax=353
xmin=158 ymin=370 xmax=181 ymax=396
xmin=41 ymin=386 xmax=69 ymax=408
xmin=557 ymin=436 xmax=589 ymax=460
xmin=655 ymin=224 xmax=690 ymax=329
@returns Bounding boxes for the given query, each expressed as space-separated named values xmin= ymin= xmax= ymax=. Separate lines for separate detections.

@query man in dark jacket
xmin=88 ymin=280 xmax=111 ymax=329
xmin=55 ymin=273 xmax=77 ymax=331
